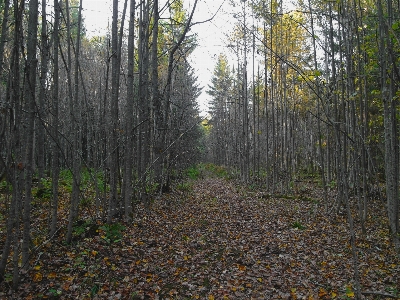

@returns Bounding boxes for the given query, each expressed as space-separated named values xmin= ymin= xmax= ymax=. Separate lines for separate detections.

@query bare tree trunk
xmin=66 ymin=0 xmax=83 ymax=242
xmin=0 ymin=0 xmax=10 ymax=78
xmin=122 ymin=0 xmax=136 ymax=221
xmin=270 ymin=0 xmax=277 ymax=190
xmin=263 ymin=20 xmax=270 ymax=188
xmin=377 ymin=0 xmax=400 ymax=253
xmin=256 ymin=65 xmax=261 ymax=178
xmin=137 ymin=0 xmax=150 ymax=199
xmin=50 ymin=0 xmax=61 ymax=236
xmin=308 ymin=0 xmax=328 ymax=209
xmin=386 ymin=0 xmax=399 ymax=255
xmin=37 ymin=0 xmax=49 ymax=186
xmin=107 ymin=0 xmax=120 ymax=222
xmin=11 ymin=192 xmax=21 ymax=289
xmin=251 ymin=13 xmax=256 ymax=180
xmin=327 ymin=1 xmax=343 ymax=212
xmin=241 ymin=0 xmax=249 ymax=183
xmin=352 ymin=0 xmax=368 ymax=236
xmin=0 ymin=0 xmax=25 ymax=286
xmin=151 ymin=0 xmax=162 ymax=187
xmin=100 ymin=40 xmax=111 ymax=218
xmin=21 ymin=0 xmax=39 ymax=269
xmin=64 ymin=0 xmax=74 ymax=243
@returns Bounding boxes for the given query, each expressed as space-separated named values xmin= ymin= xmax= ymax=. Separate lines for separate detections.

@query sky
xmin=184 ymin=0 xmax=234 ymax=113
xmin=82 ymin=0 xmax=235 ymax=114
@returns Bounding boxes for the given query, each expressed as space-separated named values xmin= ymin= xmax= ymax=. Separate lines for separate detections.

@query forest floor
xmin=0 ymin=171 xmax=399 ymax=299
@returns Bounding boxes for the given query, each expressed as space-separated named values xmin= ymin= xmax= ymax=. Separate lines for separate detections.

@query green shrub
xmin=73 ymin=219 xmax=93 ymax=237
xmin=33 ymin=177 xmax=52 ymax=200
xmin=327 ymin=180 xmax=337 ymax=189
xmin=186 ymin=165 xmax=200 ymax=180
xmin=0 ymin=180 xmax=11 ymax=192
xmin=145 ymin=182 xmax=159 ymax=194
xmin=99 ymin=223 xmax=125 ymax=244
xmin=60 ymin=169 xmax=73 ymax=192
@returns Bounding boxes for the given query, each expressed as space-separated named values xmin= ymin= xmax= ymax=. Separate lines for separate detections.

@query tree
xmin=158 ymin=0 xmax=199 ymax=192
xmin=122 ymin=0 xmax=136 ymax=221
xmin=378 ymin=0 xmax=399 ymax=253
xmin=0 ymin=0 xmax=207 ymax=288
xmin=0 ymin=0 xmax=9 ymax=80
xmin=66 ymin=0 xmax=83 ymax=243
xmin=0 ymin=0 xmax=25 ymax=287
xmin=207 ymin=53 xmax=233 ymax=166
xmin=50 ymin=0 xmax=61 ymax=236
xmin=36 ymin=0 xmax=49 ymax=186
xmin=21 ymin=0 xmax=39 ymax=269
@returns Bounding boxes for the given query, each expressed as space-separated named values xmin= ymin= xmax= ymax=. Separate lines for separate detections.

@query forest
xmin=0 ymin=0 xmax=399 ymax=298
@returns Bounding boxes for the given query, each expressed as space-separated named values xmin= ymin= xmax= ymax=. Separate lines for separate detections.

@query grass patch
xmin=204 ymin=163 xmax=230 ymax=178
xmin=291 ymin=220 xmax=306 ymax=230
xmin=185 ymin=165 xmax=201 ymax=180
xmin=176 ymin=181 xmax=193 ymax=193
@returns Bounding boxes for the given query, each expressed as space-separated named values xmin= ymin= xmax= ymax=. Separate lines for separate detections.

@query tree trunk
xmin=107 ymin=0 xmax=120 ymax=222
xmin=308 ymin=0 xmax=328 ymax=209
xmin=151 ymin=0 xmax=162 ymax=187
xmin=22 ymin=0 xmax=39 ymax=269
xmin=0 ymin=0 xmax=24 ymax=286
xmin=378 ymin=0 xmax=400 ymax=253
xmin=122 ymin=0 xmax=136 ymax=221
xmin=66 ymin=0 xmax=83 ymax=242
xmin=137 ymin=0 xmax=150 ymax=200
xmin=37 ymin=0 xmax=49 ymax=186
xmin=0 ymin=0 xmax=10 ymax=78
xmin=50 ymin=0 xmax=61 ymax=236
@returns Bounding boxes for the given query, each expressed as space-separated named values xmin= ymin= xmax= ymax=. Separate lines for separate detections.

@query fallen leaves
xmin=47 ymin=272 xmax=57 ymax=279
xmin=32 ymin=272 xmax=43 ymax=282
xmin=1 ymin=177 xmax=399 ymax=299
xmin=237 ymin=264 xmax=246 ymax=271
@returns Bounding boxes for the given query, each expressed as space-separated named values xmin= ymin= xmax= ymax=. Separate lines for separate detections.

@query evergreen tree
xmin=207 ymin=53 xmax=233 ymax=165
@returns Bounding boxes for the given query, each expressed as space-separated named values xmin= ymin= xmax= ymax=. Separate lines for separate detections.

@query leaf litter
xmin=0 ymin=177 xmax=399 ymax=299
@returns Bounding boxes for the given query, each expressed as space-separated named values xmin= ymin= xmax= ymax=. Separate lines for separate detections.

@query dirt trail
xmin=2 ymin=177 xmax=399 ymax=299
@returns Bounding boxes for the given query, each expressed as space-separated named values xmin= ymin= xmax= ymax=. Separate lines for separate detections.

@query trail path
xmin=3 ymin=177 xmax=399 ymax=299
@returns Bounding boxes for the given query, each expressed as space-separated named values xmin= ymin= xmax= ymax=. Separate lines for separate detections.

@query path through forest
xmin=1 ymin=177 xmax=399 ymax=299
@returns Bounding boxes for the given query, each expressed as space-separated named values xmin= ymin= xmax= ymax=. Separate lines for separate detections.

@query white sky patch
xmin=82 ymin=0 xmax=112 ymax=36
xmin=185 ymin=0 xmax=234 ymax=114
